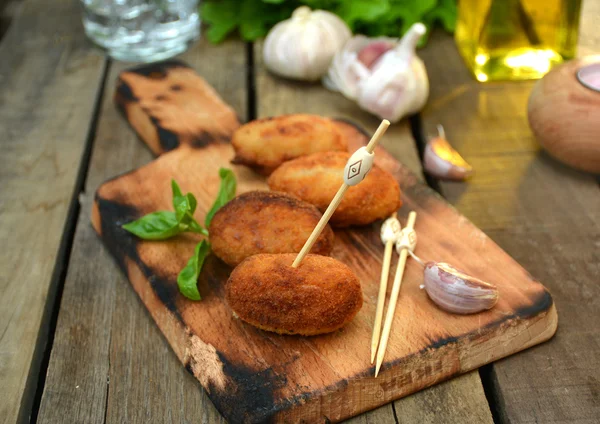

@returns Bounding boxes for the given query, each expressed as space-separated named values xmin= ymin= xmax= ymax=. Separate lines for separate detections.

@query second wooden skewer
xmin=371 ymin=212 xmax=400 ymax=363
xmin=375 ymin=211 xmax=417 ymax=377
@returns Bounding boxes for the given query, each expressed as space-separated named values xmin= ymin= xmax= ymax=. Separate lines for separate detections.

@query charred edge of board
xmin=115 ymin=78 xmax=138 ymax=103
xmin=416 ymin=289 xmax=554 ymax=358
xmin=202 ymin=352 xmax=288 ymax=424
xmin=95 ymin=194 xmax=183 ymax=321
xmin=122 ymin=59 xmax=191 ymax=79
xmin=190 ymin=131 xmax=231 ymax=149
xmin=276 ymin=290 xmax=555 ymax=411
xmin=198 ymin=254 xmax=231 ymax=298
xmin=148 ymin=115 xmax=180 ymax=151
xmin=514 ymin=288 xmax=554 ymax=319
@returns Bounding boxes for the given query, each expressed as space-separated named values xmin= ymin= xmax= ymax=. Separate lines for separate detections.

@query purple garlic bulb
xmin=423 ymin=262 xmax=499 ymax=314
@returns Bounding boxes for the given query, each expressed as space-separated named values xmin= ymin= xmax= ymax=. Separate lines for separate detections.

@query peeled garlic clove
xmin=423 ymin=126 xmax=473 ymax=181
xmin=423 ymin=262 xmax=499 ymax=314
xmin=263 ymin=6 xmax=351 ymax=81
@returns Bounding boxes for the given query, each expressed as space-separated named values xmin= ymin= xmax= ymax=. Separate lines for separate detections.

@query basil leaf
xmin=204 ymin=168 xmax=237 ymax=227
xmin=188 ymin=218 xmax=210 ymax=236
xmin=122 ymin=211 xmax=181 ymax=240
xmin=172 ymin=180 xmax=198 ymax=223
xmin=177 ymin=240 xmax=211 ymax=300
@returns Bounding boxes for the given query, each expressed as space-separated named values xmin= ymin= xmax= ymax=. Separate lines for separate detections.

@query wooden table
xmin=1 ymin=0 xmax=598 ymax=423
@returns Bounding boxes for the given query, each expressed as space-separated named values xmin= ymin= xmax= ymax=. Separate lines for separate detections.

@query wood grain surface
xmin=90 ymin=60 xmax=556 ymax=423
xmin=0 ymin=0 xmax=106 ymax=422
xmin=37 ymin=40 xmax=248 ymax=424
xmin=419 ymin=22 xmax=600 ymax=423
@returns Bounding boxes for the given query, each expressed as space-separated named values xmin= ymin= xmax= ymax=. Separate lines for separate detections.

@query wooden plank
xmin=419 ymin=4 xmax=600 ymax=420
xmin=37 ymin=38 xmax=247 ymax=424
xmin=254 ymin=42 xmax=494 ymax=424
xmin=0 ymin=0 xmax=107 ymax=422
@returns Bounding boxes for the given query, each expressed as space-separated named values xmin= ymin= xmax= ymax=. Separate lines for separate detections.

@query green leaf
xmin=423 ymin=0 xmax=457 ymax=33
xmin=172 ymin=180 xmax=187 ymax=222
xmin=171 ymin=179 xmax=205 ymax=236
xmin=336 ymin=0 xmax=390 ymax=27
xmin=188 ymin=219 xmax=210 ymax=236
xmin=202 ymin=0 xmax=240 ymax=43
xmin=238 ymin=0 xmax=292 ymax=41
xmin=177 ymin=240 xmax=211 ymax=300
xmin=204 ymin=168 xmax=237 ymax=227
xmin=122 ymin=211 xmax=181 ymax=240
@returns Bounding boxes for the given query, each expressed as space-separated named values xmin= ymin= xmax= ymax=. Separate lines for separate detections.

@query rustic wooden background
xmin=0 ymin=0 xmax=598 ymax=423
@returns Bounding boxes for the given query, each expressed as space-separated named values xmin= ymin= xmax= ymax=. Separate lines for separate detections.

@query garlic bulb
xmin=323 ymin=23 xmax=429 ymax=122
xmin=423 ymin=125 xmax=473 ymax=180
xmin=422 ymin=262 xmax=499 ymax=314
xmin=263 ymin=6 xmax=352 ymax=81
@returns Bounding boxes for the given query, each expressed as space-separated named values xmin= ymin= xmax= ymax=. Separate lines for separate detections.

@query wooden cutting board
xmin=92 ymin=61 xmax=557 ymax=423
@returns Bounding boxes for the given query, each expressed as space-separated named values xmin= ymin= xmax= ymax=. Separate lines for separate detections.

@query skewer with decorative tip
xmin=292 ymin=119 xmax=390 ymax=268
xmin=370 ymin=212 xmax=401 ymax=364
xmin=375 ymin=211 xmax=417 ymax=377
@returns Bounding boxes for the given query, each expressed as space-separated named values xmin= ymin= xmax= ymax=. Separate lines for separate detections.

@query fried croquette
xmin=231 ymin=114 xmax=347 ymax=175
xmin=268 ymin=151 xmax=402 ymax=227
xmin=226 ymin=254 xmax=363 ymax=335
xmin=208 ymin=191 xmax=334 ymax=267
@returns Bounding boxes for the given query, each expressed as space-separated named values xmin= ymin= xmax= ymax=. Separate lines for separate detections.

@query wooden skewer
xmin=370 ymin=212 xmax=399 ymax=364
xmin=292 ymin=119 xmax=390 ymax=268
xmin=375 ymin=211 xmax=417 ymax=377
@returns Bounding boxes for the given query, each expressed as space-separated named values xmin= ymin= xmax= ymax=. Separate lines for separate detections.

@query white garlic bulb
xmin=263 ymin=6 xmax=352 ymax=81
xmin=323 ymin=23 xmax=429 ymax=122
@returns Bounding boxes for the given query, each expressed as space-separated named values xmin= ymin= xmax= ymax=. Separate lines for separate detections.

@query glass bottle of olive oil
xmin=455 ymin=0 xmax=581 ymax=81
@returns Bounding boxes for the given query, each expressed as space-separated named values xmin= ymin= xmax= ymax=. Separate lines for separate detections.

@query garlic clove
xmin=423 ymin=262 xmax=499 ymax=314
xmin=358 ymin=41 xmax=395 ymax=69
xmin=423 ymin=125 xmax=473 ymax=181
xmin=263 ymin=6 xmax=351 ymax=81
xmin=322 ymin=35 xmax=377 ymax=99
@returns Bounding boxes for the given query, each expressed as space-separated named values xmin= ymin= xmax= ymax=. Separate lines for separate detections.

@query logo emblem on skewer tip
xmin=347 ymin=160 xmax=363 ymax=180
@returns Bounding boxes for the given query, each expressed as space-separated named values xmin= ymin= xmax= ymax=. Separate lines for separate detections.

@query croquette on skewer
xmin=226 ymin=254 xmax=363 ymax=336
xmin=268 ymin=151 xmax=402 ymax=227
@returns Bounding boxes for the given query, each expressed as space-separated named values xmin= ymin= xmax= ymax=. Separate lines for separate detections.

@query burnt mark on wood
xmin=190 ymin=131 xmax=230 ymax=148
xmin=513 ymin=289 xmax=554 ymax=319
xmin=125 ymin=59 xmax=190 ymax=79
xmin=148 ymin=116 xmax=180 ymax=151
xmin=95 ymin=195 xmax=182 ymax=321
xmin=425 ymin=334 xmax=460 ymax=350
xmin=115 ymin=79 xmax=138 ymax=103
xmin=205 ymin=352 xmax=288 ymax=424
